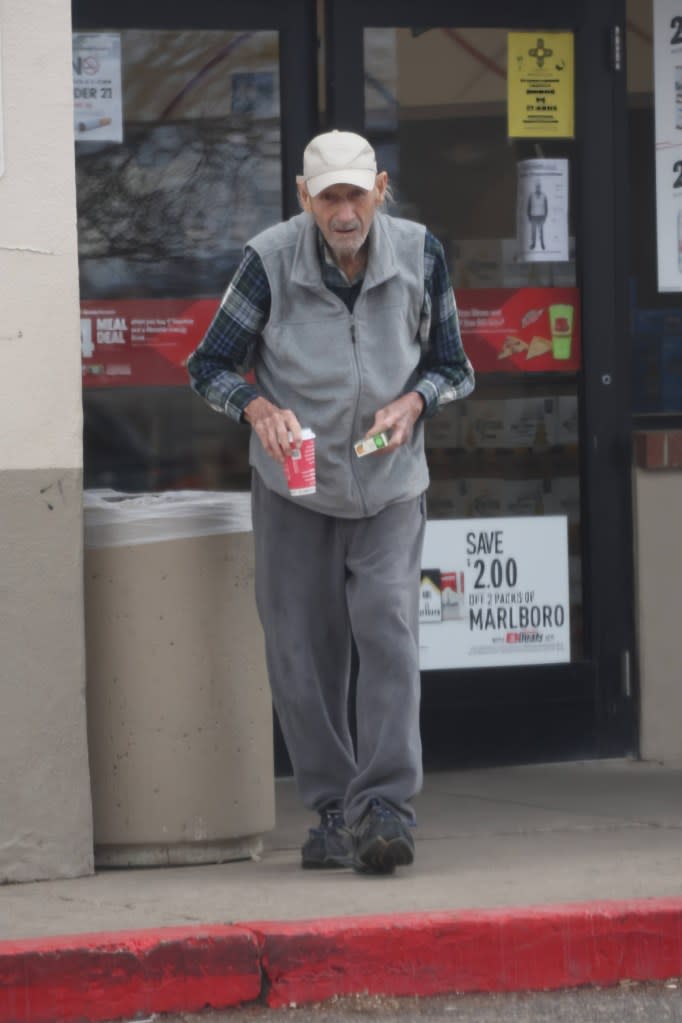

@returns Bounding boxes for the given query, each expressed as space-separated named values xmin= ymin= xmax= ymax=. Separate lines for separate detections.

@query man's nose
xmin=336 ymin=202 xmax=356 ymax=223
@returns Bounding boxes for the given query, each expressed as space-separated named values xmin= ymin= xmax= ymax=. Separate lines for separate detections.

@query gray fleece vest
xmin=248 ymin=211 xmax=429 ymax=518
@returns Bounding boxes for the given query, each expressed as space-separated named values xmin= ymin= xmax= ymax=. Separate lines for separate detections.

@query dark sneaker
xmin=301 ymin=806 xmax=353 ymax=869
xmin=352 ymin=799 xmax=415 ymax=875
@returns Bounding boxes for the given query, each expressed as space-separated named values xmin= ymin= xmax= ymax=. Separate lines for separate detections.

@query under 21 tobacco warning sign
xmin=419 ymin=516 xmax=571 ymax=670
xmin=72 ymin=34 xmax=123 ymax=143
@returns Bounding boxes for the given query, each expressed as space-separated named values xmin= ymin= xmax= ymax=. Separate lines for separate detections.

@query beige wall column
xmin=0 ymin=1 xmax=93 ymax=880
xmin=634 ymin=433 xmax=682 ymax=766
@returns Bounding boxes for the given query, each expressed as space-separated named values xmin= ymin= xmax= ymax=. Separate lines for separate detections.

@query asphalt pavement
xmin=164 ymin=983 xmax=682 ymax=1023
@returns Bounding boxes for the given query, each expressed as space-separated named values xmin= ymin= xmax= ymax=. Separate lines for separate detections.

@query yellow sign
xmin=507 ymin=32 xmax=574 ymax=138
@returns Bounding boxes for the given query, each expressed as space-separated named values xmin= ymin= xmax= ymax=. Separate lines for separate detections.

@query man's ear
xmin=296 ymin=177 xmax=312 ymax=212
xmin=375 ymin=171 xmax=389 ymax=204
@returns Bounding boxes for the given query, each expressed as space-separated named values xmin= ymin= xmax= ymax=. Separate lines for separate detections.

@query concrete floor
xmin=2 ymin=759 xmax=682 ymax=941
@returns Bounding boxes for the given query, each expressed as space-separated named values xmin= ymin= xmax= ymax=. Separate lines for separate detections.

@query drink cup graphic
xmin=549 ymin=303 xmax=574 ymax=361
xmin=283 ymin=428 xmax=316 ymax=496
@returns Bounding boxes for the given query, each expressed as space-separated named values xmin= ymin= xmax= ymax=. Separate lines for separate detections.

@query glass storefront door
xmin=326 ymin=0 xmax=633 ymax=766
xmin=72 ymin=0 xmax=633 ymax=769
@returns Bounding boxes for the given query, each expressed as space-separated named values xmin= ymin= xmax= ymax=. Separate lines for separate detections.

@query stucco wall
xmin=634 ymin=466 xmax=682 ymax=766
xmin=0 ymin=1 xmax=93 ymax=880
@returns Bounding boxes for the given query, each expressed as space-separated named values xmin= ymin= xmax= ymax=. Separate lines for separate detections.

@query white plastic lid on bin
xmin=84 ymin=489 xmax=252 ymax=548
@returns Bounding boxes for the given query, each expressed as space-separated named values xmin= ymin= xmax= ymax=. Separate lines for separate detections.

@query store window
xmin=76 ymin=29 xmax=282 ymax=491
xmin=628 ymin=0 xmax=682 ymax=416
xmin=364 ymin=27 xmax=584 ymax=659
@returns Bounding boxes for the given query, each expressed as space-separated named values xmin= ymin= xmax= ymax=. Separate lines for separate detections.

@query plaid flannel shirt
xmin=187 ymin=225 xmax=475 ymax=421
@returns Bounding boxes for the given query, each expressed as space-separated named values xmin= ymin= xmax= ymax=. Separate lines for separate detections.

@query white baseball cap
xmin=302 ymin=130 xmax=377 ymax=197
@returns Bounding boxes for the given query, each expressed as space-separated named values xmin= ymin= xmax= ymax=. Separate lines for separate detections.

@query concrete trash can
xmin=83 ymin=489 xmax=274 ymax=867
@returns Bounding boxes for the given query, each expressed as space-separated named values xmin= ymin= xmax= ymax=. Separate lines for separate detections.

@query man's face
xmin=300 ymin=172 xmax=388 ymax=261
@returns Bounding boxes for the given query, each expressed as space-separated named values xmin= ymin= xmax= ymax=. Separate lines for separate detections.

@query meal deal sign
xmin=80 ymin=298 xmax=219 ymax=387
xmin=457 ymin=287 xmax=581 ymax=373
xmin=419 ymin=517 xmax=570 ymax=670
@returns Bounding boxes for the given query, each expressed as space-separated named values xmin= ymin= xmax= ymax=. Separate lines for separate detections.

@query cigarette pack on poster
xmin=461 ymin=400 xmax=507 ymax=450
xmin=419 ymin=569 xmax=443 ymax=624
xmin=418 ymin=568 xmax=465 ymax=625
xmin=354 ymin=432 xmax=389 ymax=457
xmin=441 ymin=570 xmax=465 ymax=621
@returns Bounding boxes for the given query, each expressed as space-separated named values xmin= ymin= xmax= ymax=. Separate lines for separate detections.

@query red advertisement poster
xmin=81 ymin=286 xmax=580 ymax=388
xmin=80 ymin=298 xmax=220 ymax=388
xmin=457 ymin=287 xmax=581 ymax=373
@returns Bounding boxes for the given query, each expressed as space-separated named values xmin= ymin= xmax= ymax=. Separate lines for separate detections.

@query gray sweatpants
xmin=251 ymin=471 xmax=425 ymax=827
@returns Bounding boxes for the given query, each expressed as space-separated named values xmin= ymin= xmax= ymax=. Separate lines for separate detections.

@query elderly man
xmin=188 ymin=130 xmax=474 ymax=875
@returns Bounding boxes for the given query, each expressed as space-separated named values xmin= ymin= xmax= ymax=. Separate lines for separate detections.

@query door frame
xmin=325 ymin=0 xmax=635 ymax=763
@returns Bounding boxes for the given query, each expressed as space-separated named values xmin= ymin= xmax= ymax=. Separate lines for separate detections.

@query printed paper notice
xmin=516 ymin=159 xmax=569 ymax=263
xmin=654 ymin=0 xmax=682 ymax=291
xmin=72 ymin=34 xmax=123 ymax=143
xmin=508 ymin=32 xmax=574 ymax=138
xmin=419 ymin=517 xmax=571 ymax=670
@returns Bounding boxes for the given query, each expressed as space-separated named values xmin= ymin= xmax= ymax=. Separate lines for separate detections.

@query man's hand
xmin=365 ymin=391 xmax=425 ymax=452
xmin=244 ymin=397 xmax=302 ymax=463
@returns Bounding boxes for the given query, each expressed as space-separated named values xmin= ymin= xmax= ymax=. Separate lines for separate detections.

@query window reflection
xmin=77 ymin=29 xmax=282 ymax=491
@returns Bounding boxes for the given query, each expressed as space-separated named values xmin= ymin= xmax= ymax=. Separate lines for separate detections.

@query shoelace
xmin=367 ymin=799 xmax=396 ymax=821
xmin=310 ymin=807 xmax=346 ymax=836
xmin=322 ymin=808 xmax=345 ymax=828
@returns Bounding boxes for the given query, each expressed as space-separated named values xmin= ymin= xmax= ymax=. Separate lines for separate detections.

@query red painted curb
xmin=251 ymin=898 xmax=682 ymax=1008
xmin=2 ymin=899 xmax=682 ymax=1021
xmin=0 ymin=925 xmax=261 ymax=1023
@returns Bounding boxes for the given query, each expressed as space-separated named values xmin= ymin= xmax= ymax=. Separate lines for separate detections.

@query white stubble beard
xmin=326 ymin=218 xmax=368 ymax=262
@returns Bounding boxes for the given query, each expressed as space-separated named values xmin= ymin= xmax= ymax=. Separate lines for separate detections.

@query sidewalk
xmin=2 ymin=759 xmax=682 ymax=1021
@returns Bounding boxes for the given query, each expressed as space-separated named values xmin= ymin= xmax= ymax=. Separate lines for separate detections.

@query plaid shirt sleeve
xmin=186 ymin=246 xmax=271 ymax=422
xmin=413 ymin=230 xmax=475 ymax=417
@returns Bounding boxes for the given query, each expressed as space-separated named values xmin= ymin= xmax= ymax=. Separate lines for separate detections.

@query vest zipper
xmin=348 ymin=315 xmax=369 ymax=516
